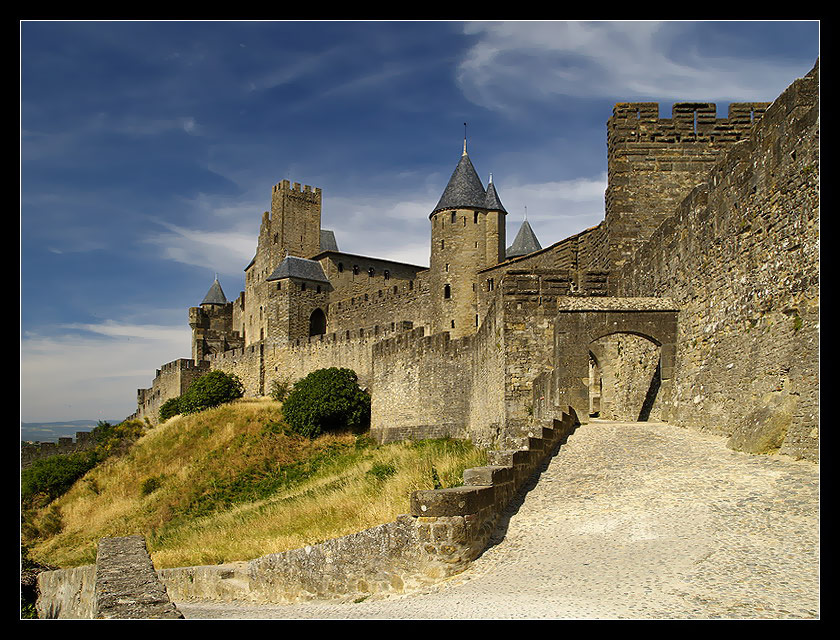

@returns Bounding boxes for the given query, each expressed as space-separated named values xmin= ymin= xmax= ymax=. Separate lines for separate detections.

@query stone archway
xmin=589 ymin=332 xmax=662 ymax=421
xmin=308 ymin=308 xmax=327 ymax=337
xmin=551 ymin=298 xmax=678 ymax=424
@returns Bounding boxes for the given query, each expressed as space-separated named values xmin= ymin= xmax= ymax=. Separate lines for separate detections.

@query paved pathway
xmin=176 ymin=421 xmax=820 ymax=620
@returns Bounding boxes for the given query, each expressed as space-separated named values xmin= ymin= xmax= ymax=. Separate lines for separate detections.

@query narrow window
xmin=384 ymin=270 xmax=390 ymax=280
xmin=316 ymin=285 xmax=322 ymax=293
xmin=338 ymin=262 xmax=344 ymax=273
xmin=441 ymin=239 xmax=445 ymax=250
xmin=368 ymin=267 xmax=375 ymax=277
xmin=474 ymin=212 xmax=478 ymax=224
xmin=451 ymin=212 xmax=456 ymax=223
xmin=353 ymin=265 xmax=359 ymax=275
xmin=301 ymin=283 xmax=306 ymax=291
xmin=444 ymin=284 xmax=451 ymax=299
xmin=450 ymin=320 xmax=455 ymax=328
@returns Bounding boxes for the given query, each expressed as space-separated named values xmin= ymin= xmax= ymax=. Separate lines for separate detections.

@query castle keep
xmin=135 ymin=61 xmax=819 ymax=462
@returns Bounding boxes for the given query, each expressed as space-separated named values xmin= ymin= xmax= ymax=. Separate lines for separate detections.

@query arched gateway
xmin=550 ymin=298 xmax=679 ymax=424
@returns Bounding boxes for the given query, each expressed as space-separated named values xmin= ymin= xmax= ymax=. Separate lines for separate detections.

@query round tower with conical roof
xmin=429 ymin=140 xmax=507 ymax=338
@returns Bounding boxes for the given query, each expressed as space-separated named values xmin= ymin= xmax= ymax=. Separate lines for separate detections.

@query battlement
xmin=609 ymin=101 xmax=771 ymax=144
xmin=272 ymin=179 xmax=322 ymax=199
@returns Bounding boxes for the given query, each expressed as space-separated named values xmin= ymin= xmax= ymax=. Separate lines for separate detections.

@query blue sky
xmin=20 ymin=20 xmax=819 ymax=424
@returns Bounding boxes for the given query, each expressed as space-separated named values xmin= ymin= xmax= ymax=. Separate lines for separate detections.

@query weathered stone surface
xmin=94 ymin=536 xmax=183 ymax=619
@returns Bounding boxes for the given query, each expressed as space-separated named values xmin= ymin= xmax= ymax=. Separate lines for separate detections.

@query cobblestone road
xmin=177 ymin=420 xmax=820 ymax=620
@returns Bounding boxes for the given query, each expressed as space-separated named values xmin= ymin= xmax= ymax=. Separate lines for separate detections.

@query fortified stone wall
xmin=21 ymin=431 xmax=96 ymax=468
xmin=371 ymin=271 xmax=570 ymax=449
xmin=616 ymin=61 xmax=819 ymax=461
xmin=135 ymin=358 xmax=210 ymax=425
xmin=605 ymin=98 xmax=771 ymax=280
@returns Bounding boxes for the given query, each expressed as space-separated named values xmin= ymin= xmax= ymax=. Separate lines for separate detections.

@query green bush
xmin=282 ymin=368 xmax=371 ymax=438
xmin=21 ymin=451 xmax=100 ymax=505
xmin=159 ymin=396 xmax=183 ymax=422
xmin=179 ymin=371 xmax=245 ymax=415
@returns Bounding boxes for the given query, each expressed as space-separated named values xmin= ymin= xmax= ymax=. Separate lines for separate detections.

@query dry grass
xmin=26 ymin=398 xmax=486 ymax=570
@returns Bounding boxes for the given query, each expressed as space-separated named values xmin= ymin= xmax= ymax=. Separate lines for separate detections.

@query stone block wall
xmin=605 ymin=99 xmax=771 ymax=280
xmin=36 ymin=535 xmax=182 ymax=619
xmin=21 ymin=431 xmax=96 ymax=468
xmin=616 ymin=61 xmax=819 ymax=461
xmin=135 ymin=358 xmax=210 ymax=425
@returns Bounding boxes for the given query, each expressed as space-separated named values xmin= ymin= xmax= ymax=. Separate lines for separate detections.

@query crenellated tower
xmin=429 ymin=141 xmax=507 ymax=338
xmin=604 ymin=101 xmax=771 ymax=280
xmin=242 ymin=180 xmax=324 ymax=346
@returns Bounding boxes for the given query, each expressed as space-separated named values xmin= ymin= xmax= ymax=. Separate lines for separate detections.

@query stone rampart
xmin=21 ymin=431 xmax=96 ymax=468
xmin=616 ymin=61 xmax=819 ymax=461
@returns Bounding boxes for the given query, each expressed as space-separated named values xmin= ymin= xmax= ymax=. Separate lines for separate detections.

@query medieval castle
xmin=133 ymin=61 xmax=819 ymax=463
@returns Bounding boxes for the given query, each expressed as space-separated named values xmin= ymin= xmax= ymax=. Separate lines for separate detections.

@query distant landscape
xmin=21 ymin=420 xmax=122 ymax=444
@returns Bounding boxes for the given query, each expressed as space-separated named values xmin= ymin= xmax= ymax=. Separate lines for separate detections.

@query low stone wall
xmin=158 ymin=411 xmax=579 ymax=606
xmin=36 ymin=535 xmax=183 ymax=619
xmin=35 ymin=564 xmax=96 ymax=619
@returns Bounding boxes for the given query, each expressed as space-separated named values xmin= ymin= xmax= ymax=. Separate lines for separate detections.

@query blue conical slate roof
xmin=484 ymin=176 xmax=507 ymax=214
xmin=506 ymin=220 xmax=542 ymax=258
xmin=432 ymin=149 xmax=487 ymax=216
xmin=201 ymin=278 xmax=228 ymax=305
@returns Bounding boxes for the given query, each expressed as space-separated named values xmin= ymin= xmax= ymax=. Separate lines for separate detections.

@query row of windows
xmin=435 ymin=211 xmax=482 ymax=225
xmin=337 ymin=263 xmax=391 ymax=279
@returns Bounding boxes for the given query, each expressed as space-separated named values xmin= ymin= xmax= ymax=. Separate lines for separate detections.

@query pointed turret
xmin=431 ymin=144 xmax=487 ymax=216
xmin=484 ymin=173 xmax=507 ymax=214
xmin=506 ymin=220 xmax=542 ymax=259
xmin=201 ymin=277 xmax=228 ymax=305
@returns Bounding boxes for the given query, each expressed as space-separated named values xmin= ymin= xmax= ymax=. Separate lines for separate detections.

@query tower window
xmin=474 ymin=212 xmax=478 ymax=224
xmin=384 ymin=270 xmax=390 ymax=280
xmin=353 ymin=265 xmax=360 ymax=275
xmin=338 ymin=262 xmax=344 ymax=273
xmin=450 ymin=320 xmax=455 ymax=328
xmin=451 ymin=212 xmax=456 ymax=223
xmin=441 ymin=239 xmax=445 ymax=250
xmin=444 ymin=284 xmax=451 ymax=299
xmin=368 ymin=267 xmax=375 ymax=277
xmin=301 ymin=283 xmax=306 ymax=291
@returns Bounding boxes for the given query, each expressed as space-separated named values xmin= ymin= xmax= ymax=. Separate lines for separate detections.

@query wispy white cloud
xmin=457 ymin=21 xmax=811 ymax=113
xmin=143 ymin=208 xmax=259 ymax=276
xmin=21 ymin=320 xmax=191 ymax=422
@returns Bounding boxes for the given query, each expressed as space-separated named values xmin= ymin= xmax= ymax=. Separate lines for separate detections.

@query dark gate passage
xmin=309 ymin=308 xmax=327 ymax=336
xmin=552 ymin=298 xmax=678 ymax=424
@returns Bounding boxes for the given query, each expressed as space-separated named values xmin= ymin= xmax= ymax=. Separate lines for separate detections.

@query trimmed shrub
xmin=179 ymin=371 xmax=245 ymax=415
xmin=282 ymin=368 xmax=371 ymax=438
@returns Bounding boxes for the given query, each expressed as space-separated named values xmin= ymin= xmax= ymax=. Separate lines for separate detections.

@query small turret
xmin=506 ymin=219 xmax=542 ymax=259
xmin=201 ymin=277 xmax=228 ymax=306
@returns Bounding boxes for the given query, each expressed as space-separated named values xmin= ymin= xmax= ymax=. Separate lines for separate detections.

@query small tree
xmin=282 ymin=368 xmax=371 ymax=438
xmin=179 ymin=370 xmax=245 ymax=415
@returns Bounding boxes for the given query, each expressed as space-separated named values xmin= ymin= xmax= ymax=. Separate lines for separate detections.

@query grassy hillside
xmin=24 ymin=398 xmax=486 ymax=570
